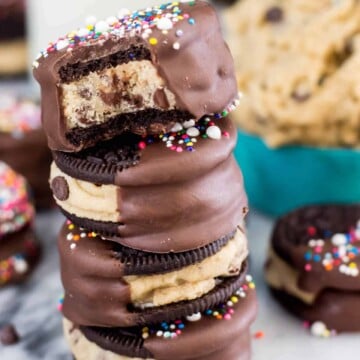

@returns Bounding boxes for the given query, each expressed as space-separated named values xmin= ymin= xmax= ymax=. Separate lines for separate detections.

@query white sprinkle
xmin=186 ymin=313 xmax=202 ymax=322
xmin=56 ymin=39 xmax=69 ymax=51
xmin=77 ymin=28 xmax=90 ymax=37
xmin=157 ymin=17 xmax=173 ymax=30
xmin=338 ymin=245 xmax=347 ymax=258
xmin=310 ymin=321 xmax=327 ymax=337
xmin=95 ymin=21 xmax=110 ymax=33
xmin=183 ymin=119 xmax=195 ymax=128
xmin=156 ymin=331 xmax=163 ymax=337
xmin=186 ymin=127 xmax=200 ymax=137
xmin=14 ymin=259 xmax=28 ymax=274
xmin=309 ymin=239 xmax=316 ymax=247
xmin=246 ymin=275 xmax=253 ymax=282
xmin=32 ymin=61 xmax=39 ymax=69
xmin=176 ymin=29 xmax=184 ymax=37
xmin=169 ymin=136 xmax=175 ymax=141
xmin=118 ymin=8 xmax=131 ymax=19
xmin=70 ymin=243 xmax=77 ymax=250
xmin=170 ymin=122 xmax=183 ymax=132
xmin=206 ymin=125 xmax=222 ymax=140
xmin=331 ymin=233 xmax=347 ymax=246
xmin=142 ymin=333 xmax=149 ymax=339
xmin=106 ymin=16 xmax=118 ymax=25
xmin=66 ymin=234 xmax=73 ymax=241
xmin=85 ymin=16 xmax=97 ymax=26
xmin=173 ymin=42 xmax=181 ymax=50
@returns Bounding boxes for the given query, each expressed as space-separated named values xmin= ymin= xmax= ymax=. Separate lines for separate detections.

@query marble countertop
xmin=1 ymin=210 xmax=359 ymax=360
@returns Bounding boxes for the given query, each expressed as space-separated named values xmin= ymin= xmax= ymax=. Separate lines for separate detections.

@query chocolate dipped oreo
xmin=0 ymin=226 xmax=41 ymax=287
xmin=0 ymin=97 xmax=53 ymax=208
xmin=64 ymin=276 xmax=257 ymax=360
xmin=33 ymin=1 xmax=239 ymax=151
xmin=0 ymin=0 xmax=27 ymax=77
xmin=265 ymin=204 xmax=360 ymax=334
xmin=59 ymin=221 xmax=248 ymax=327
xmin=51 ymin=117 xmax=248 ymax=253
xmin=0 ymin=162 xmax=40 ymax=286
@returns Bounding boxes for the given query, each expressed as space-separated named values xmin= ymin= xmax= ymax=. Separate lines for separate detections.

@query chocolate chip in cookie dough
xmin=51 ymin=176 xmax=70 ymax=201
xmin=0 ymin=324 xmax=20 ymax=345
xmin=291 ymin=91 xmax=311 ymax=102
xmin=264 ymin=6 xmax=284 ymax=23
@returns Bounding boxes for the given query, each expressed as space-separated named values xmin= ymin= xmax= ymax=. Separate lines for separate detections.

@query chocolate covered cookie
xmin=0 ymin=96 xmax=53 ymax=208
xmin=0 ymin=0 xmax=27 ymax=77
xmin=265 ymin=205 xmax=360 ymax=334
xmin=33 ymin=1 xmax=239 ymax=151
xmin=51 ymin=117 xmax=248 ymax=253
xmin=64 ymin=275 xmax=257 ymax=360
xmin=0 ymin=162 xmax=40 ymax=286
xmin=59 ymin=221 xmax=248 ymax=327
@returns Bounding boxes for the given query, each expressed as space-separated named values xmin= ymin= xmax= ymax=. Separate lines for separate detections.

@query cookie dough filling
xmin=126 ymin=229 xmax=248 ymax=308
xmin=265 ymin=248 xmax=315 ymax=305
xmin=62 ymin=60 xmax=177 ymax=130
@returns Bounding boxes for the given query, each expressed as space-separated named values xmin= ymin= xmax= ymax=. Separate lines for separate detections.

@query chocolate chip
xmin=0 ymin=324 xmax=19 ymax=345
xmin=291 ymin=91 xmax=311 ymax=102
xmin=51 ymin=176 xmax=69 ymax=201
xmin=264 ymin=6 xmax=284 ymax=23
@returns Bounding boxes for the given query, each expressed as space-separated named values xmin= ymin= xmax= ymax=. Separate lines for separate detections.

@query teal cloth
xmin=234 ymin=130 xmax=360 ymax=217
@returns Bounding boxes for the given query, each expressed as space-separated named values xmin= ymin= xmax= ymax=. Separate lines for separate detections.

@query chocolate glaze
xmin=55 ymin=117 xmax=247 ymax=252
xmin=79 ymin=288 xmax=256 ymax=360
xmin=0 ymin=129 xmax=53 ymax=209
xmin=271 ymin=288 xmax=360 ymax=332
xmin=0 ymin=0 xmax=25 ymax=41
xmin=33 ymin=1 xmax=237 ymax=151
xmin=0 ymin=226 xmax=41 ymax=286
xmin=271 ymin=205 xmax=360 ymax=294
xmin=61 ymin=229 xmax=248 ymax=328
xmin=58 ymin=221 xmax=235 ymax=277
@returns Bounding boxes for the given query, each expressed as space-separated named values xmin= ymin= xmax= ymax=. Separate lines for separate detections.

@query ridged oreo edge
xmin=62 ymin=220 xmax=237 ymax=276
xmin=52 ymin=133 xmax=141 ymax=185
xmin=133 ymin=260 xmax=248 ymax=325
xmin=118 ymin=230 xmax=236 ymax=276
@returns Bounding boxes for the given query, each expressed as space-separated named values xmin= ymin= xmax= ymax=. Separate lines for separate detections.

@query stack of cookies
xmin=33 ymin=2 xmax=257 ymax=359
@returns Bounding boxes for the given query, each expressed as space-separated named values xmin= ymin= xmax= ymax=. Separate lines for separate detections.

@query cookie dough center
xmin=61 ymin=60 xmax=176 ymax=130
xmin=125 ymin=229 xmax=248 ymax=308
xmin=265 ymin=247 xmax=316 ymax=304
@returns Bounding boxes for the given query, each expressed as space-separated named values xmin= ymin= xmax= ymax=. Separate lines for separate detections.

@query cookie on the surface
xmin=64 ymin=276 xmax=257 ymax=360
xmin=33 ymin=1 xmax=239 ymax=151
xmin=59 ymin=221 xmax=248 ymax=327
xmin=0 ymin=96 xmax=53 ymax=208
xmin=225 ymin=0 xmax=360 ymax=148
xmin=51 ymin=117 xmax=248 ymax=253
xmin=0 ymin=0 xmax=27 ymax=77
xmin=265 ymin=205 xmax=360 ymax=334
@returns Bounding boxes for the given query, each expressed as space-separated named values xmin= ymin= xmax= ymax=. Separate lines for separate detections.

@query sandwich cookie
xmin=33 ymin=1 xmax=239 ymax=151
xmin=51 ymin=117 xmax=248 ymax=253
xmin=63 ymin=275 xmax=257 ymax=360
xmin=266 ymin=205 xmax=360 ymax=333
xmin=59 ymin=221 xmax=248 ymax=327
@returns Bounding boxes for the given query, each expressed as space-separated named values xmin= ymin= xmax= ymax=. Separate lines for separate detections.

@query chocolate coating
xmin=61 ymin=228 xmax=248 ymax=328
xmin=0 ymin=129 xmax=53 ymax=209
xmin=0 ymin=226 xmax=41 ymax=287
xmin=33 ymin=1 xmax=237 ymax=151
xmin=0 ymin=0 xmax=25 ymax=40
xmin=58 ymin=221 xmax=235 ymax=277
xmin=268 ymin=204 xmax=360 ymax=331
xmin=54 ymin=117 xmax=247 ymax=252
xmin=271 ymin=288 xmax=360 ymax=332
xmin=272 ymin=204 xmax=360 ymax=294
xmin=78 ymin=287 xmax=256 ymax=360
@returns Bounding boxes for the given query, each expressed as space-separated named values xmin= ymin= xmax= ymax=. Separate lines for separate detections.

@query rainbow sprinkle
xmin=65 ymin=220 xmax=97 ymax=250
xmin=141 ymin=275 xmax=255 ymax=340
xmin=303 ymin=221 xmax=360 ymax=277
